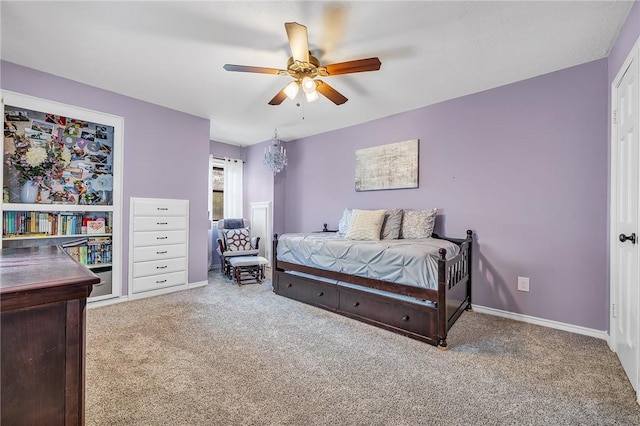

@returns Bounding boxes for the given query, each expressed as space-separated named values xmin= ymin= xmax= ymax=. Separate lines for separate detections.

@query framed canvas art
xmin=355 ymin=139 xmax=419 ymax=191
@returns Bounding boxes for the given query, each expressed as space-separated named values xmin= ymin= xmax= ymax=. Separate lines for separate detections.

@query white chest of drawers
xmin=130 ymin=198 xmax=189 ymax=297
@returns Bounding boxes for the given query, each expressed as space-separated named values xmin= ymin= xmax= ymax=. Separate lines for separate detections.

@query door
xmin=612 ymin=52 xmax=640 ymax=399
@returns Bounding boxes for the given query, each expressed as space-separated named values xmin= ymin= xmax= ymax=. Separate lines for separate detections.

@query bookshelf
xmin=1 ymin=91 xmax=123 ymax=304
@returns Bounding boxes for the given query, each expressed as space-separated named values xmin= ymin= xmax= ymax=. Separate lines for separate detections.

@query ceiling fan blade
xmin=285 ymin=22 xmax=309 ymax=63
xmin=321 ymin=57 xmax=381 ymax=76
xmin=316 ymin=80 xmax=348 ymax=105
xmin=268 ymin=88 xmax=288 ymax=106
xmin=223 ymin=64 xmax=285 ymax=75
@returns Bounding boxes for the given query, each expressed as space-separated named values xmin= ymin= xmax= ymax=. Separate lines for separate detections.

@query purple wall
xmin=1 ymin=61 xmax=211 ymax=292
xmin=273 ymin=167 xmax=287 ymax=237
xmin=209 ymin=140 xmax=243 ymax=159
xmin=244 ymin=141 xmax=274 ymax=223
xmin=280 ymin=59 xmax=609 ymax=330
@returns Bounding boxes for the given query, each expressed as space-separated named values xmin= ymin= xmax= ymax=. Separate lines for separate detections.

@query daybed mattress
xmin=276 ymin=233 xmax=460 ymax=290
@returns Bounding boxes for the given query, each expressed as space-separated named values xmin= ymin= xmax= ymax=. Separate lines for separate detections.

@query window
xmin=208 ymin=156 xmax=243 ymax=221
xmin=211 ymin=166 xmax=224 ymax=220
xmin=209 ymin=157 xmax=226 ymax=221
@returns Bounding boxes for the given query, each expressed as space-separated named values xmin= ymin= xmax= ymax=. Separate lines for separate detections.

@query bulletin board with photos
xmin=4 ymin=104 xmax=114 ymax=205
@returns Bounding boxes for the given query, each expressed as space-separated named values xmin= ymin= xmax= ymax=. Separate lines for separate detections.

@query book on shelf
xmin=60 ymin=236 xmax=112 ymax=266
xmin=2 ymin=211 xmax=111 ymax=238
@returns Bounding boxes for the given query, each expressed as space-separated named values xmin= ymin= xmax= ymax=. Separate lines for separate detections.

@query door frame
xmin=609 ymin=36 xmax=640 ymax=403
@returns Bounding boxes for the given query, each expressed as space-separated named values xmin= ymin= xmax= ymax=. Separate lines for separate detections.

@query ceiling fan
xmin=223 ymin=22 xmax=381 ymax=106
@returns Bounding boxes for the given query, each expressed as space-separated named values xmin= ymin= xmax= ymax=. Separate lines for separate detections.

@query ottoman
xmin=227 ymin=256 xmax=269 ymax=285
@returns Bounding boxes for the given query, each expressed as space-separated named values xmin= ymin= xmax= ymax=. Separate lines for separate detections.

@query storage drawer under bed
xmin=276 ymin=273 xmax=339 ymax=309
xmin=275 ymin=271 xmax=438 ymax=342
xmin=339 ymin=287 xmax=438 ymax=340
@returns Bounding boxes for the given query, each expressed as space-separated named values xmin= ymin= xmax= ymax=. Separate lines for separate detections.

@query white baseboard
xmin=88 ymin=295 xmax=128 ymax=309
xmin=189 ymin=280 xmax=208 ymax=288
xmin=128 ymin=280 xmax=209 ymax=301
xmin=89 ymin=280 xmax=208 ymax=306
xmin=472 ymin=305 xmax=610 ymax=343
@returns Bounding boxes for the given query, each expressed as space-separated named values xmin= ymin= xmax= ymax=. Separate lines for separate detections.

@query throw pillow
xmin=345 ymin=209 xmax=387 ymax=241
xmin=223 ymin=218 xmax=245 ymax=229
xmin=401 ymin=208 xmax=438 ymax=239
xmin=224 ymin=228 xmax=252 ymax=251
xmin=380 ymin=209 xmax=404 ymax=239
xmin=337 ymin=208 xmax=353 ymax=237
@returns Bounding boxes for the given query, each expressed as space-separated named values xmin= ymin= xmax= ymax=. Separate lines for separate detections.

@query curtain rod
xmin=211 ymin=155 xmax=244 ymax=163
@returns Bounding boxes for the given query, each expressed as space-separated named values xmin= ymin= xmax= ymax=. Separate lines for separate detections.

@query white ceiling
xmin=0 ymin=1 xmax=634 ymax=146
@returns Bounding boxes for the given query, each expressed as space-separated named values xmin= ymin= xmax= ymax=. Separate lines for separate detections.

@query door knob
xmin=619 ymin=233 xmax=636 ymax=244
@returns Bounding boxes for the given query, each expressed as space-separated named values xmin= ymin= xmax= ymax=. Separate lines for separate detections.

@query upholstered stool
xmin=227 ymin=256 xmax=268 ymax=285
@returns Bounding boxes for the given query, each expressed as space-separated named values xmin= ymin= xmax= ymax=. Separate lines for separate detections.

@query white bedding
xmin=276 ymin=233 xmax=460 ymax=290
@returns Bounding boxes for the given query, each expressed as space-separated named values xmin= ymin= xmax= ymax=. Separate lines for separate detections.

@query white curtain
xmin=223 ymin=158 xmax=243 ymax=218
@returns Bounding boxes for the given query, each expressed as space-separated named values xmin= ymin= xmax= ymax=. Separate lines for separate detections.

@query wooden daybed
xmin=271 ymin=229 xmax=473 ymax=349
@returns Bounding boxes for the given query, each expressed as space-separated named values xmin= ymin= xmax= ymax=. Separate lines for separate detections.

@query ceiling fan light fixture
xmin=284 ymin=81 xmax=299 ymax=100
xmin=223 ymin=22 xmax=381 ymax=106
xmin=305 ymin=90 xmax=320 ymax=103
xmin=301 ymin=76 xmax=316 ymax=94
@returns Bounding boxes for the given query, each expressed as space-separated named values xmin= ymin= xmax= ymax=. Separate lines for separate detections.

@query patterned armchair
xmin=217 ymin=218 xmax=260 ymax=277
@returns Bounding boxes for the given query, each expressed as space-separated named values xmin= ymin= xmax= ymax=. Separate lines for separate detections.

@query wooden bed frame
xmin=271 ymin=230 xmax=473 ymax=349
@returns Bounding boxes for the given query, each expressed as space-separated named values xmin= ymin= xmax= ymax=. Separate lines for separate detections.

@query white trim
xmin=609 ymin=35 xmax=640 ymax=403
xmin=609 ymin=36 xmax=639 ymax=353
xmin=210 ymin=157 xmax=226 ymax=168
xmin=472 ymin=305 xmax=609 ymax=342
xmin=128 ymin=283 xmax=189 ymax=300
xmin=87 ymin=295 xmax=128 ymax=309
xmin=189 ymin=280 xmax=208 ymax=288
xmin=1 ymin=90 xmax=124 ymax=127
xmin=126 ymin=281 xmax=208 ymax=301
xmin=1 ymin=91 xmax=124 ymax=303
xmin=250 ymin=201 xmax=272 ymax=262
xmin=1 ymin=203 xmax=114 ymax=212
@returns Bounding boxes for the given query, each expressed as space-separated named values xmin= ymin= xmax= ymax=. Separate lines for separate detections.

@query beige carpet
xmin=85 ymin=271 xmax=640 ymax=425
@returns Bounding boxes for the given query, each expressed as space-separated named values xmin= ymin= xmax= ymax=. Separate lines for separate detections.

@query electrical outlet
xmin=517 ymin=276 xmax=530 ymax=292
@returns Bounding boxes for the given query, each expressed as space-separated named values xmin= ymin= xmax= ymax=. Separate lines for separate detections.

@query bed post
xmin=466 ymin=229 xmax=473 ymax=310
xmin=271 ymin=234 xmax=280 ymax=293
xmin=272 ymin=234 xmax=279 ymax=271
xmin=437 ymin=248 xmax=448 ymax=350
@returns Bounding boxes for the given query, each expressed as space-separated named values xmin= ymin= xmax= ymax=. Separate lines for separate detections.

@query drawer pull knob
xmin=157 ymin=222 xmax=168 ymax=225
xmin=156 ymin=279 xmax=167 ymax=284
xmin=156 ymin=251 xmax=168 ymax=254
xmin=157 ymin=236 xmax=168 ymax=240
xmin=402 ymin=315 xmax=410 ymax=321
xmin=353 ymin=302 xmax=360 ymax=307
xmin=157 ymin=207 xmax=169 ymax=211
xmin=156 ymin=265 xmax=168 ymax=269
xmin=287 ymin=283 xmax=293 ymax=288
xmin=318 ymin=292 xmax=324 ymax=297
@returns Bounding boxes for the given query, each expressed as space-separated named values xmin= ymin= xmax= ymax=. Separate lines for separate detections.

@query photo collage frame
xmin=4 ymin=105 xmax=114 ymax=205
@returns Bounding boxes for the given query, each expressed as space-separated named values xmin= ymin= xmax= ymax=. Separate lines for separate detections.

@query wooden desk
xmin=1 ymin=246 xmax=99 ymax=426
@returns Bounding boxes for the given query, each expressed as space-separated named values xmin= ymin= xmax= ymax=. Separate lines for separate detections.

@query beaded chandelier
xmin=264 ymin=128 xmax=287 ymax=174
